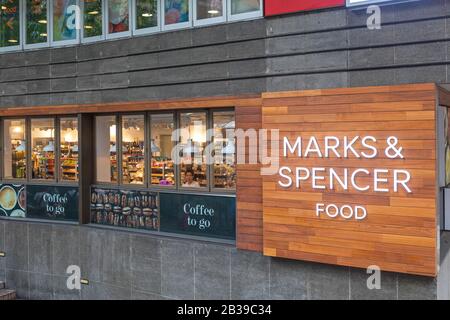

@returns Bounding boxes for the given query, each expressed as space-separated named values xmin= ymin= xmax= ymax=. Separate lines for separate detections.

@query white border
xmin=50 ymin=0 xmax=80 ymax=47
xmin=132 ymin=0 xmax=160 ymax=36
xmin=23 ymin=0 xmax=50 ymax=49
xmin=227 ymin=0 xmax=262 ymax=22
xmin=105 ymin=0 xmax=132 ymax=39
xmin=0 ymin=0 xmax=23 ymax=52
xmin=81 ymin=0 xmax=105 ymax=43
xmin=346 ymin=0 xmax=416 ymax=6
xmin=161 ymin=0 xmax=192 ymax=31
xmin=193 ymin=0 xmax=226 ymax=27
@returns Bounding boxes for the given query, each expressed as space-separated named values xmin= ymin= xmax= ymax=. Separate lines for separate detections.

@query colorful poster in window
xmin=0 ymin=184 xmax=26 ymax=218
xmin=83 ymin=0 xmax=103 ymax=38
xmin=108 ymin=0 xmax=129 ymax=33
xmin=90 ymin=188 xmax=159 ymax=230
xmin=160 ymin=193 xmax=236 ymax=240
xmin=0 ymin=0 xmax=20 ymax=47
xmin=53 ymin=0 xmax=77 ymax=41
xmin=265 ymin=0 xmax=344 ymax=17
xmin=230 ymin=0 xmax=260 ymax=15
xmin=136 ymin=0 xmax=158 ymax=29
xmin=26 ymin=0 xmax=48 ymax=44
xmin=26 ymin=185 xmax=79 ymax=221
xmin=164 ymin=0 xmax=189 ymax=25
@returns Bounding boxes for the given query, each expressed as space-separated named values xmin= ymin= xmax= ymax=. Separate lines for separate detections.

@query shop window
xmin=179 ymin=112 xmax=207 ymax=189
xmin=194 ymin=0 xmax=225 ymax=26
xmin=133 ymin=0 xmax=159 ymax=34
xmin=25 ymin=0 xmax=49 ymax=48
xmin=213 ymin=110 xmax=235 ymax=190
xmin=0 ymin=0 xmax=21 ymax=51
xmin=106 ymin=0 xmax=131 ymax=38
xmin=82 ymin=0 xmax=104 ymax=41
xmin=60 ymin=117 xmax=79 ymax=181
xmin=163 ymin=0 xmax=191 ymax=30
xmin=122 ymin=114 xmax=145 ymax=185
xmin=150 ymin=113 xmax=175 ymax=187
xmin=228 ymin=0 xmax=262 ymax=21
xmin=31 ymin=118 xmax=55 ymax=180
xmin=52 ymin=0 xmax=79 ymax=45
xmin=95 ymin=115 xmax=118 ymax=183
xmin=3 ymin=119 xmax=26 ymax=179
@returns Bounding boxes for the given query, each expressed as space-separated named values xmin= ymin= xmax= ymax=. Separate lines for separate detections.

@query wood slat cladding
xmin=262 ymin=83 xmax=440 ymax=277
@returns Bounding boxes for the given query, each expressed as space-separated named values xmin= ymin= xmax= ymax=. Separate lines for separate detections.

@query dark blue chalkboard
xmin=159 ymin=193 xmax=236 ymax=240
xmin=26 ymin=185 xmax=79 ymax=221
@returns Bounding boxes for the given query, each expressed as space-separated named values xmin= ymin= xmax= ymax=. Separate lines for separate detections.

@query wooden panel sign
xmin=262 ymin=84 xmax=438 ymax=276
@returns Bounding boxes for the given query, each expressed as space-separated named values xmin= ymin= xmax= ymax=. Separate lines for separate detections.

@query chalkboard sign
xmin=26 ymin=185 xmax=79 ymax=221
xmin=160 ymin=193 xmax=236 ymax=240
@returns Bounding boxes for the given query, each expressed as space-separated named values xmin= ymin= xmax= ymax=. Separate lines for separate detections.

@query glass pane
xmin=164 ymin=0 xmax=188 ymax=25
xmin=53 ymin=0 xmax=77 ymax=42
xmin=31 ymin=118 xmax=55 ymax=179
xmin=0 ymin=0 xmax=20 ymax=47
xmin=231 ymin=0 xmax=260 ymax=15
xmin=26 ymin=0 xmax=48 ymax=44
xmin=83 ymin=0 xmax=102 ymax=38
xmin=3 ymin=119 xmax=26 ymax=179
xmin=60 ymin=118 xmax=79 ymax=181
xmin=122 ymin=115 xmax=145 ymax=184
xmin=213 ymin=111 xmax=235 ymax=189
xmin=108 ymin=0 xmax=129 ymax=34
xmin=135 ymin=0 xmax=158 ymax=30
xmin=196 ymin=0 xmax=222 ymax=20
xmin=95 ymin=116 xmax=118 ymax=183
xmin=150 ymin=114 xmax=175 ymax=186
xmin=180 ymin=112 xmax=207 ymax=188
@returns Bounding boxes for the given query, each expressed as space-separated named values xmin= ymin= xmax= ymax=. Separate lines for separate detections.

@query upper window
xmin=107 ymin=0 xmax=131 ymax=38
xmin=163 ymin=0 xmax=190 ymax=30
xmin=25 ymin=0 xmax=49 ymax=47
xmin=134 ymin=0 xmax=159 ymax=34
xmin=228 ymin=0 xmax=262 ymax=21
xmin=82 ymin=0 xmax=103 ymax=40
xmin=3 ymin=119 xmax=26 ymax=180
xmin=194 ymin=0 xmax=225 ymax=26
xmin=0 ymin=0 xmax=21 ymax=50
xmin=52 ymin=0 xmax=79 ymax=45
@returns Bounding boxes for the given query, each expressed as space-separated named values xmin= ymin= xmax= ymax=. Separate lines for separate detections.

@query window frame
xmin=161 ymin=0 xmax=192 ymax=32
xmin=105 ymin=0 xmax=132 ymax=40
xmin=1 ymin=117 xmax=28 ymax=184
xmin=50 ymin=0 xmax=80 ymax=47
xmin=227 ymin=0 xmax=262 ymax=22
xmin=132 ymin=0 xmax=160 ymax=36
xmin=23 ymin=0 xmax=50 ymax=49
xmin=193 ymin=0 xmax=226 ymax=27
xmin=81 ymin=0 xmax=106 ymax=43
xmin=0 ymin=0 xmax=23 ymax=52
xmin=58 ymin=116 xmax=80 ymax=183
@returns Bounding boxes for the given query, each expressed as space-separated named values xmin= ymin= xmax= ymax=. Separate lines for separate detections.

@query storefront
xmin=1 ymin=0 xmax=450 ymax=301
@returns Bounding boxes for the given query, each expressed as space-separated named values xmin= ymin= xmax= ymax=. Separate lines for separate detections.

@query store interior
xmin=31 ymin=118 xmax=55 ymax=180
xmin=3 ymin=119 xmax=26 ymax=179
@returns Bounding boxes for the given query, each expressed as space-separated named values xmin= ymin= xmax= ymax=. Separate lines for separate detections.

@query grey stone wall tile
xmin=194 ymin=243 xmax=231 ymax=300
xmin=27 ymin=79 xmax=50 ymax=94
xmin=159 ymin=29 xmax=193 ymax=50
xmin=25 ymin=50 xmax=50 ymax=66
xmin=26 ymin=93 xmax=51 ymax=106
xmin=29 ymin=272 xmax=53 ymax=300
xmin=395 ymin=65 xmax=446 ymax=84
xmin=394 ymin=19 xmax=446 ymax=43
xmin=51 ymin=47 xmax=77 ymax=63
xmin=77 ymin=60 xmax=102 ymax=76
xmin=347 ymin=5 xmax=396 ymax=27
xmin=267 ymin=72 xmax=348 ymax=92
xmin=5 ymin=221 xmax=28 ymax=271
xmin=394 ymin=0 xmax=445 ymax=21
xmin=100 ymin=57 xmax=130 ymax=73
xmin=51 ymin=63 xmax=77 ymax=78
xmin=76 ymin=90 xmax=102 ymax=104
xmin=52 ymin=225 xmax=79 ymax=277
xmin=127 ymin=34 xmax=161 ymax=54
xmin=161 ymin=240 xmax=194 ymax=299
xmin=51 ymin=78 xmax=77 ymax=92
xmin=350 ymin=268 xmax=397 ymax=300
xmin=53 ymin=275 xmax=81 ymax=300
xmin=0 ymin=67 xmax=27 ymax=82
xmin=193 ymin=24 xmax=227 ymax=46
xmin=348 ymin=26 xmax=395 ymax=48
xmin=398 ymin=274 xmax=437 ymax=300
xmin=231 ymin=249 xmax=269 ymax=299
xmin=128 ymin=53 xmax=159 ymax=70
xmin=395 ymin=42 xmax=446 ymax=64
xmin=50 ymin=92 xmax=77 ymax=105
xmin=101 ymin=88 xmax=129 ymax=103
xmin=27 ymin=65 xmax=50 ymax=79
xmin=0 ymin=95 xmax=27 ymax=108
xmin=0 ymin=51 xmax=26 ymax=68
xmin=228 ymin=19 xmax=266 ymax=41
xmin=99 ymin=73 xmax=129 ymax=89
xmin=6 ymin=269 xmax=29 ymax=299
xmin=228 ymin=40 xmax=264 ymax=59
xmin=191 ymin=45 xmax=229 ymax=64
xmin=349 ymin=47 xmax=395 ymax=68
xmin=81 ymin=281 xmax=131 ymax=300
xmin=270 ymin=258 xmax=308 ymax=300
xmin=268 ymin=51 xmax=348 ymax=74
xmin=308 ymin=263 xmax=350 ymax=300
xmin=28 ymin=223 xmax=53 ymax=274
xmin=79 ymin=227 xmax=106 ymax=282
xmin=349 ymin=69 xmax=396 ymax=87
xmin=77 ymin=75 xmax=101 ymax=90
xmin=0 ymin=82 xmax=27 ymax=96
xmin=100 ymin=231 xmax=131 ymax=288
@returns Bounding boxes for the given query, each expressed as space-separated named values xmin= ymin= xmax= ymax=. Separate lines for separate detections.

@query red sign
xmin=264 ymin=0 xmax=345 ymax=16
